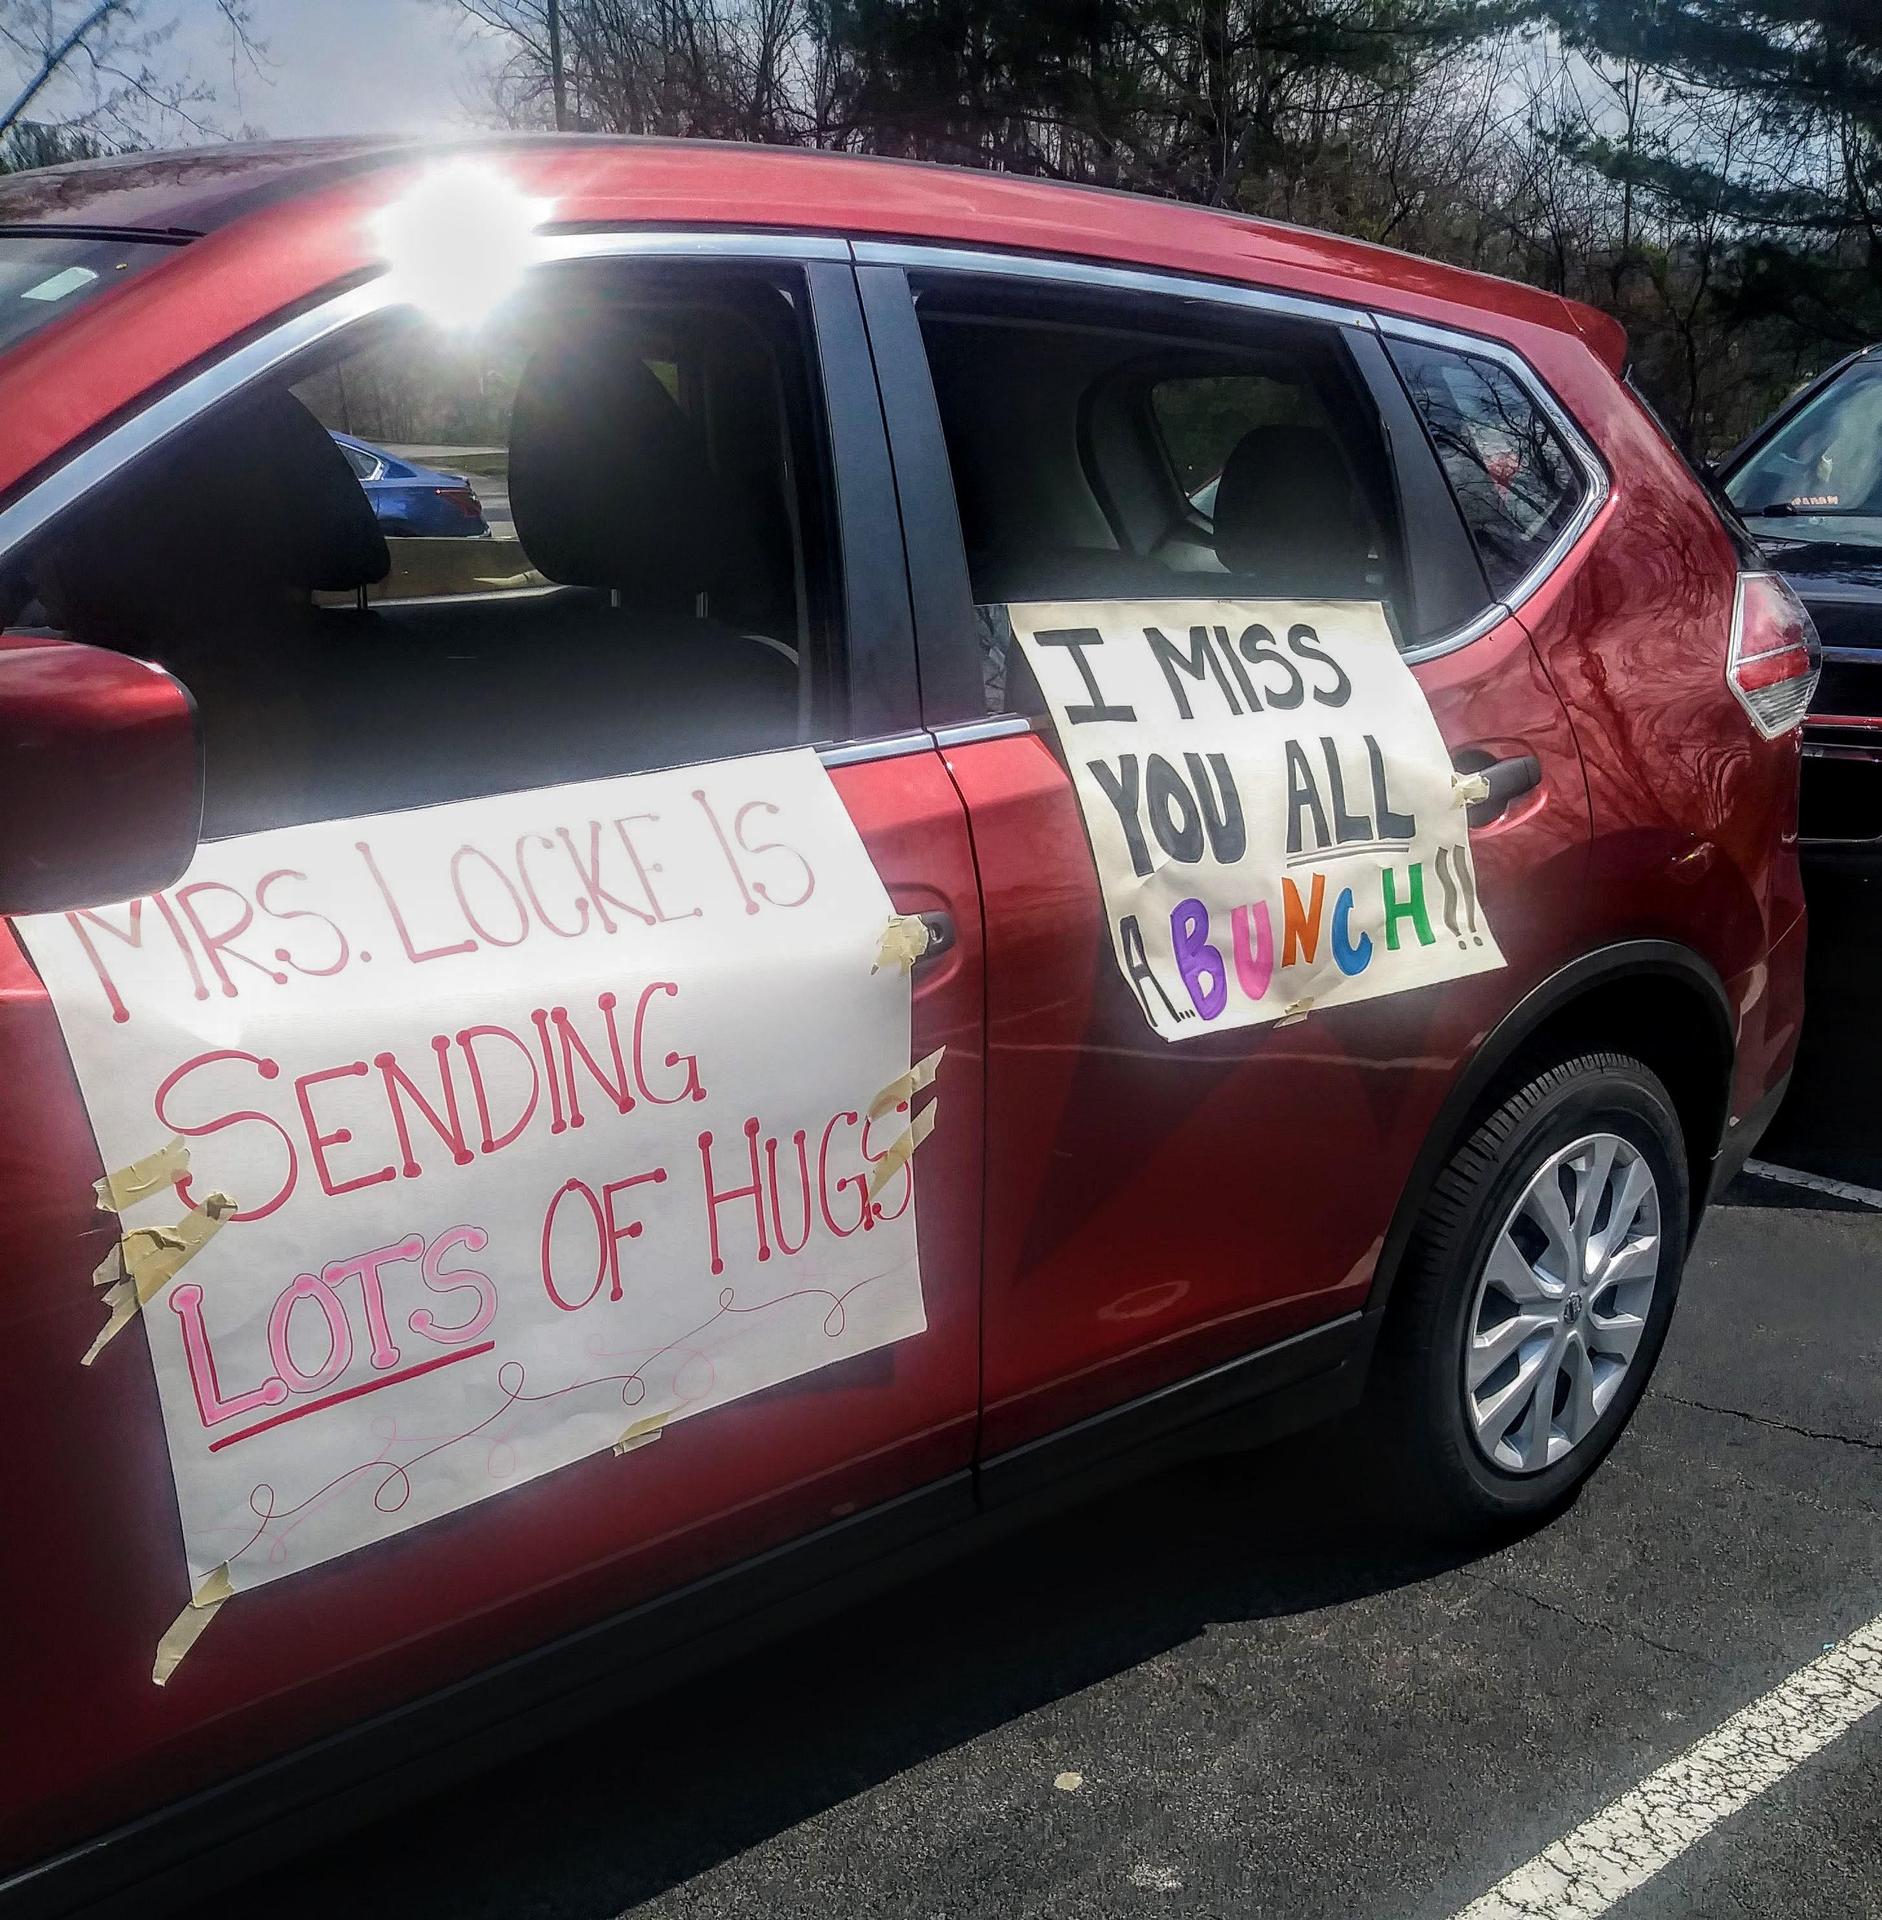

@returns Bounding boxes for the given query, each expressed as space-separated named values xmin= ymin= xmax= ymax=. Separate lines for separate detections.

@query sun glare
xmin=372 ymin=161 xmax=554 ymax=331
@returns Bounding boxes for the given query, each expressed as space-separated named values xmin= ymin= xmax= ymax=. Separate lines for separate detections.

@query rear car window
xmin=1150 ymin=374 xmax=1333 ymax=505
xmin=910 ymin=279 xmax=1411 ymax=708
xmin=1387 ymin=338 xmax=1585 ymax=598
xmin=0 ymin=234 xmax=176 ymax=357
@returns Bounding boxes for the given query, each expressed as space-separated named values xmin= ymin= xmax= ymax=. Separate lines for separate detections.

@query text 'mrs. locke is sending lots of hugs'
xmin=16 ymin=749 xmax=929 ymax=1610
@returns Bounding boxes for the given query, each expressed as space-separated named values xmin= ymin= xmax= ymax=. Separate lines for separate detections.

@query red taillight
xmin=434 ymin=485 xmax=481 ymax=519
xmin=1727 ymin=572 xmax=1820 ymax=738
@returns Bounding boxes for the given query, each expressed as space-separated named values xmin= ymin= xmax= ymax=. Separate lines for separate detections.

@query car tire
xmin=1369 ymin=1052 xmax=1690 ymax=1536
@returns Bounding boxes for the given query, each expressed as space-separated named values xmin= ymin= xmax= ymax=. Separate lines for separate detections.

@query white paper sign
xmin=15 ymin=749 xmax=927 ymax=1594
xmin=1010 ymin=598 xmax=1504 ymax=1040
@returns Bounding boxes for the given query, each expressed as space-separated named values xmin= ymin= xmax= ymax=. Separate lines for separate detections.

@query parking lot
xmin=259 ymin=876 xmax=1882 ymax=1920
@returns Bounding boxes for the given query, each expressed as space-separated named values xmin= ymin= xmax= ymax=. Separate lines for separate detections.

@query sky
xmin=20 ymin=0 xmax=508 ymax=144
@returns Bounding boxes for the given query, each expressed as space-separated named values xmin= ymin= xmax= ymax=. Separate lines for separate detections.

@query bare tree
xmin=0 ymin=0 xmax=265 ymax=153
xmin=436 ymin=0 xmax=1880 ymax=451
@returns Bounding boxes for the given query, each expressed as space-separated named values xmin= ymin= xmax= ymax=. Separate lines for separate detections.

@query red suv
xmin=0 ymin=140 xmax=1810 ymax=1914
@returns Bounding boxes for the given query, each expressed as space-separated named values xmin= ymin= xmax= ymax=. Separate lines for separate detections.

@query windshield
xmin=0 ymin=234 xmax=176 ymax=358
xmin=1726 ymin=355 xmax=1882 ymax=548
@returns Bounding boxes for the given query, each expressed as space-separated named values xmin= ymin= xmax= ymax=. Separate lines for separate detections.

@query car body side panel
xmin=950 ymin=604 xmax=1590 ymax=1456
xmin=945 ymin=729 xmax=1393 ymax=1450
xmin=0 ymin=750 xmax=984 ymax=1874
xmin=1503 ymin=357 xmax=1807 ymax=1123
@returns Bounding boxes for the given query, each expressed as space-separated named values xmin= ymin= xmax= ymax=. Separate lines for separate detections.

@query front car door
xmin=857 ymin=251 xmax=1592 ymax=1473
xmin=0 ymin=236 xmax=983 ymax=1887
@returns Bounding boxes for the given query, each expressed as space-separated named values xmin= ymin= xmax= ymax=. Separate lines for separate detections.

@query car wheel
xmin=1370 ymin=1052 xmax=1689 ymax=1535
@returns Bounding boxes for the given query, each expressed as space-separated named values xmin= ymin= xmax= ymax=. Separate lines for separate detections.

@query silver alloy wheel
xmin=1462 ymin=1131 xmax=1662 ymax=1474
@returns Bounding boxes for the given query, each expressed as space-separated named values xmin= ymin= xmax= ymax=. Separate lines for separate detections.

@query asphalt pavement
xmin=249 ymin=870 xmax=1881 ymax=1920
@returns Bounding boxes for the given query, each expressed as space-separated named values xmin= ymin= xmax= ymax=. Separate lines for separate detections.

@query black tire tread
xmin=1371 ymin=1049 xmax=1686 ymax=1534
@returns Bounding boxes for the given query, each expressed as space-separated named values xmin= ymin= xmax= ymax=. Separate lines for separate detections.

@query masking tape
xmin=82 ymin=1281 xmax=143 ymax=1368
xmin=613 ymin=1412 xmax=669 ymax=1457
xmin=91 ymin=1192 xmax=235 ymax=1293
xmin=1452 ymin=769 xmax=1493 ymax=808
xmin=83 ymin=1193 xmax=235 ymax=1366
xmin=1276 ymin=1001 xmax=1313 ymax=1027
xmin=93 ymin=1135 xmax=189 ymax=1213
xmin=92 ymin=1225 xmax=183 ymax=1293
xmin=867 ymin=1099 xmax=938 ymax=1199
xmin=867 ymin=1045 xmax=947 ymax=1122
xmin=873 ymin=914 xmax=932 ymax=975
xmin=152 ymin=1564 xmax=233 ymax=1687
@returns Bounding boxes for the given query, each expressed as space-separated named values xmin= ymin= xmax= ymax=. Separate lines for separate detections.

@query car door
xmin=0 ymin=243 xmax=983 ymax=1881
xmin=857 ymin=253 xmax=1591 ymax=1471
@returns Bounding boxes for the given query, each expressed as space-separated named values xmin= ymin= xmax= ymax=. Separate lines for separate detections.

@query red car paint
xmin=955 ymin=608 xmax=1594 ymax=1453
xmin=0 ymin=139 xmax=1803 ymax=1891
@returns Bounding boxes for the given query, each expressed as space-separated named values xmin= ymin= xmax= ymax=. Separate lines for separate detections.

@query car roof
xmin=0 ymin=134 xmax=1615 ymax=357
xmin=0 ymin=136 xmax=1629 ymax=509
xmin=0 ymin=138 xmax=422 ymax=235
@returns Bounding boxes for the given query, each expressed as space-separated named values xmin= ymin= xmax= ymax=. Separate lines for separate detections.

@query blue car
xmin=329 ymin=430 xmax=489 ymax=537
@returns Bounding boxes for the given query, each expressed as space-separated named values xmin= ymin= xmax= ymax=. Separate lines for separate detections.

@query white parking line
xmin=1741 ymin=1158 xmax=1882 ymax=1211
xmin=1452 ymin=1615 xmax=1882 ymax=1920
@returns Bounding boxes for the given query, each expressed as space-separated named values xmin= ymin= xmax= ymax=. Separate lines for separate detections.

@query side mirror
xmin=0 ymin=638 xmax=201 ymax=918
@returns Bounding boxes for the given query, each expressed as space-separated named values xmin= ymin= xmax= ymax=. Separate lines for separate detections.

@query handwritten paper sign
xmin=16 ymin=750 xmax=926 ymax=1596
xmin=1011 ymin=598 xmax=1504 ymax=1040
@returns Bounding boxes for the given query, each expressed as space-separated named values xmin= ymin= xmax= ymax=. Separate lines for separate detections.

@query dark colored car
xmin=328 ymin=429 xmax=488 ymax=537
xmin=1721 ymin=347 xmax=1882 ymax=859
xmin=0 ymin=138 xmax=1809 ymax=1915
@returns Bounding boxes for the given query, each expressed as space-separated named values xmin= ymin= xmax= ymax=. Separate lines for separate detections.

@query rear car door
xmin=858 ymin=253 xmax=1591 ymax=1471
xmin=0 ymin=241 xmax=983 ymax=1890
xmin=1366 ymin=317 xmax=1602 ymax=1032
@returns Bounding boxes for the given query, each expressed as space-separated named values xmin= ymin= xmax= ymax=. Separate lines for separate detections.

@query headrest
xmin=509 ymin=323 xmax=747 ymax=608
xmin=42 ymin=385 xmax=388 ymax=638
xmin=1213 ymin=422 xmax=1374 ymax=595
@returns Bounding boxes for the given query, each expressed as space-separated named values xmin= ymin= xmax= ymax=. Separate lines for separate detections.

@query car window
xmin=1725 ymin=355 xmax=1882 ymax=549
xmin=336 ymin=439 xmax=381 ymax=481
xmin=910 ymin=279 xmax=1409 ymax=712
xmin=1151 ymin=374 xmax=1334 ymax=501
xmin=1386 ymin=338 xmax=1585 ymax=598
xmin=5 ymin=261 xmax=838 ymax=835
xmin=0 ymin=235 xmax=177 ymax=359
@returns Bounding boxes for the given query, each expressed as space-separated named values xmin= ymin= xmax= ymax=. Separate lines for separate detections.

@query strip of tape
xmin=1452 ymin=769 xmax=1493 ymax=808
xmin=873 ymin=914 xmax=932 ymax=975
xmin=84 ymin=1192 xmax=235 ymax=1366
xmin=93 ymin=1134 xmax=189 ymax=1213
xmin=91 ymin=1192 xmax=235 ymax=1293
xmin=613 ymin=1412 xmax=669 ymax=1457
xmin=867 ymin=1099 xmax=938 ymax=1199
xmin=152 ymin=1563 xmax=233 ymax=1687
xmin=867 ymin=1045 xmax=947 ymax=1122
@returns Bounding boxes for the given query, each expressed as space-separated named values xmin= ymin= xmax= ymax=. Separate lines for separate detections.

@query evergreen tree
xmin=1538 ymin=2 xmax=1882 ymax=347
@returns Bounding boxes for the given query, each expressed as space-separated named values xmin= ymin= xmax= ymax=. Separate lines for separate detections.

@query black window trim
xmin=1343 ymin=325 xmax=1492 ymax=643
